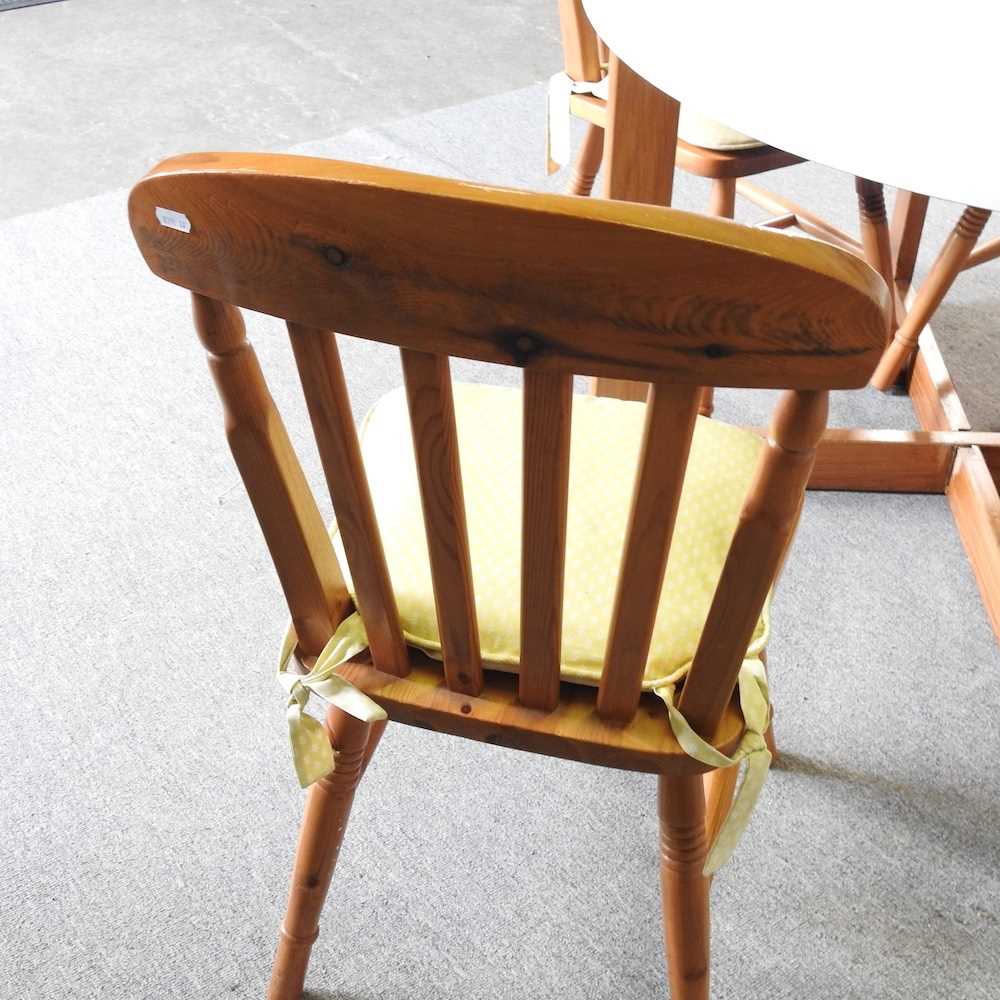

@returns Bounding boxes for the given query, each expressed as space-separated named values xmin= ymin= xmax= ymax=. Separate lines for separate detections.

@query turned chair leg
xmin=267 ymin=706 xmax=382 ymax=1000
xmin=565 ymin=122 xmax=605 ymax=197
xmin=659 ymin=773 xmax=711 ymax=1000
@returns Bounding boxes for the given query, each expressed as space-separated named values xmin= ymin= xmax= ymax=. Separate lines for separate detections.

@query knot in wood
xmin=322 ymin=244 xmax=349 ymax=267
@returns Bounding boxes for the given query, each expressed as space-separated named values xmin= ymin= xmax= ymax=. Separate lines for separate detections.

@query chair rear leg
xmin=659 ymin=773 xmax=710 ymax=1000
xmin=708 ymin=177 xmax=736 ymax=219
xmin=565 ymin=122 xmax=605 ymax=196
xmin=268 ymin=706 xmax=382 ymax=1000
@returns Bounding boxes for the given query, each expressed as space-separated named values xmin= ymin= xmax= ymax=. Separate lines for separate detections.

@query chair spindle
xmin=192 ymin=294 xmax=349 ymax=657
xmin=597 ymin=383 xmax=701 ymax=723
xmin=679 ymin=389 xmax=829 ymax=738
xmin=399 ymin=349 xmax=483 ymax=696
xmin=520 ymin=371 xmax=574 ymax=711
xmin=287 ymin=323 xmax=409 ymax=676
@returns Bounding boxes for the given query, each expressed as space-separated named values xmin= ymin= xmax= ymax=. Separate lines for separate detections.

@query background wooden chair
xmin=556 ymin=0 xmax=905 ymax=410
xmin=129 ymin=152 xmax=887 ymax=1000
xmin=555 ymin=0 xmax=804 ymax=214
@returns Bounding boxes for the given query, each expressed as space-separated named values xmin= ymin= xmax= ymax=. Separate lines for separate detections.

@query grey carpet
xmin=0 ymin=1 xmax=64 ymax=12
xmin=1 ymin=84 xmax=999 ymax=1000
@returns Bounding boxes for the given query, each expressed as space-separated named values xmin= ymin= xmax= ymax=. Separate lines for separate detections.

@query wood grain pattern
xmin=520 ymin=371 xmax=573 ymax=710
xmin=335 ymin=653 xmax=746 ymax=774
xmin=558 ymin=0 xmax=602 ymax=81
xmin=679 ymin=390 xmax=828 ymax=738
xmin=601 ymin=54 xmax=679 ymax=206
xmin=192 ymin=295 xmax=349 ymax=656
xmin=598 ymin=383 xmax=701 ymax=722
xmin=127 ymin=152 xmax=901 ymax=1000
xmin=805 ymin=427 xmax=956 ymax=493
xmin=288 ymin=324 xmax=409 ymax=676
xmin=400 ymin=349 xmax=483 ymax=696
xmin=131 ymin=154 xmax=888 ymax=391
xmin=948 ymin=446 xmax=1000 ymax=642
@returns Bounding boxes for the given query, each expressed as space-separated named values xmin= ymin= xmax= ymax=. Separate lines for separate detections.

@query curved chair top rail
xmin=129 ymin=152 xmax=889 ymax=389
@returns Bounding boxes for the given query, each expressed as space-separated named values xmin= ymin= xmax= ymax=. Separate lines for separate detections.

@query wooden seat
xmin=339 ymin=653 xmax=747 ymax=774
xmin=128 ymin=151 xmax=889 ymax=1000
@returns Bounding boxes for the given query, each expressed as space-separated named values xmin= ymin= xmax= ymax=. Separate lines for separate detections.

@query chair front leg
xmin=659 ymin=773 xmax=710 ymax=1000
xmin=268 ymin=706 xmax=382 ymax=1000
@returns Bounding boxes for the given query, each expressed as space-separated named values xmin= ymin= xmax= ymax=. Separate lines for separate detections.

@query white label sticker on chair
xmin=155 ymin=207 xmax=191 ymax=233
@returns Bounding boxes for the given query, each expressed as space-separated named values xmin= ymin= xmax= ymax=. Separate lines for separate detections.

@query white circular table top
xmin=583 ymin=0 xmax=1000 ymax=210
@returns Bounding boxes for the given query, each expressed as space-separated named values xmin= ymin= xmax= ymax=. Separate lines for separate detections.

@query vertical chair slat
xmin=597 ymin=383 xmax=702 ymax=723
xmin=288 ymin=323 xmax=410 ymax=676
xmin=678 ymin=390 xmax=829 ymax=739
xmin=558 ymin=0 xmax=602 ymax=81
xmin=399 ymin=349 xmax=483 ymax=696
xmin=192 ymin=294 xmax=350 ymax=657
xmin=520 ymin=371 xmax=574 ymax=711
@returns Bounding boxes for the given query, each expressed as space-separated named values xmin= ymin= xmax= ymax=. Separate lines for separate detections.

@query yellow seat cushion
xmin=678 ymin=107 xmax=764 ymax=152
xmin=336 ymin=383 xmax=768 ymax=692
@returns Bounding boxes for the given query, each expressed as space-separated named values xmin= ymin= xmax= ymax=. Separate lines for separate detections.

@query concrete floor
xmin=0 ymin=0 xmax=561 ymax=219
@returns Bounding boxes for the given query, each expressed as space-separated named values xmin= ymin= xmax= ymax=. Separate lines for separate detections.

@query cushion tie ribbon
xmin=546 ymin=70 xmax=608 ymax=174
xmin=654 ymin=657 xmax=772 ymax=875
xmin=277 ymin=612 xmax=386 ymax=788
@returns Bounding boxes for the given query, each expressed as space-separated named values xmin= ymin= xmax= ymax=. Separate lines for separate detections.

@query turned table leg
xmin=872 ymin=205 xmax=991 ymax=391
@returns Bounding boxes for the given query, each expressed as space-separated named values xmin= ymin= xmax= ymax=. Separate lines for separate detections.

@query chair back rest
xmin=559 ymin=0 xmax=603 ymax=81
xmin=129 ymin=153 xmax=888 ymax=737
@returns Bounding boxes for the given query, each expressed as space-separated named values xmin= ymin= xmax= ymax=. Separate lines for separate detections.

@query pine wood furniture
xmin=557 ymin=0 xmax=803 ymax=208
xmin=129 ymin=152 xmax=887 ymax=999
xmin=556 ymin=0 xmax=809 ymax=417
xmin=556 ymin=1 xmax=911 ymax=420
xmin=582 ymin=0 xmax=1000 ymax=644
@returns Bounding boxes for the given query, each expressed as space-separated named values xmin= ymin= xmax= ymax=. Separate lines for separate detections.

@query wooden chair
xmin=555 ymin=0 xmax=804 ymax=213
xmin=128 ymin=152 xmax=888 ymax=1000
xmin=556 ymin=0 xmax=904 ymax=409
